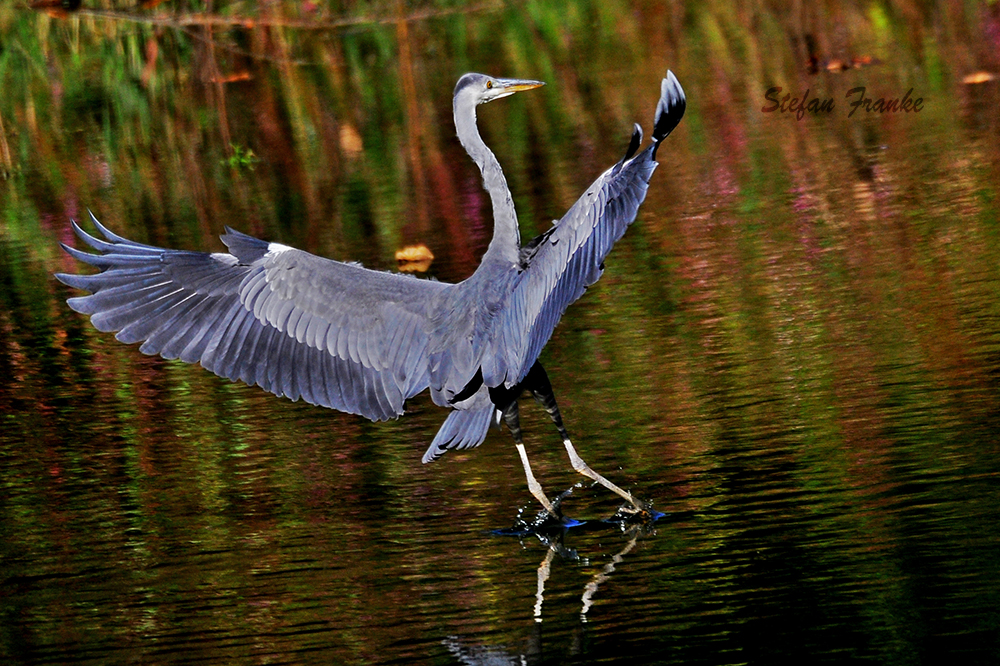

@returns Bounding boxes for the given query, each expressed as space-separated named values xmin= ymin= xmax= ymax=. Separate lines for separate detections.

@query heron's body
xmin=57 ymin=71 xmax=686 ymax=517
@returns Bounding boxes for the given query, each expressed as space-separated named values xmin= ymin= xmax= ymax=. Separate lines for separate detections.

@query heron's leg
xmin=525 ymin=363 xmax=645 ymax=512
xmin=502 ymin=401 xmax=558 ymax=516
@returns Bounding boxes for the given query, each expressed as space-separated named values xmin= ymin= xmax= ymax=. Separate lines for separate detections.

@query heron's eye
xmin=486 ymin=80 xmax=493 ymax=89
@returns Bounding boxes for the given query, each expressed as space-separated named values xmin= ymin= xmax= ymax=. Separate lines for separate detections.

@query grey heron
xmin=56 ymin=71 xmax=686 ymax=519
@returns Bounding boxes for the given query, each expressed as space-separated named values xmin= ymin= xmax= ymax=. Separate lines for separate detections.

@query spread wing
xmin=56 ymin=214 xmax=450 ymax=421
xmin=502 ymin=71 xmax=686 ymax=385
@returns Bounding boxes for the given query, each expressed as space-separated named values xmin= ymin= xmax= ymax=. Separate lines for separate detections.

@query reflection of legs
xmin=580 ymin=528 xmax=640 ymax=621
xmin=524 ymin=363 xmax=645 ymax=512
xmin=502 ymin=400 xmax=558 ymax=515
xmin=534 ymin=546 xmax=556 ymax=621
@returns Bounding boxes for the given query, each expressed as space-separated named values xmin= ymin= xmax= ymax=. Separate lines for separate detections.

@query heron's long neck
xmin=456 ymin=105 xmax=520 ymax=265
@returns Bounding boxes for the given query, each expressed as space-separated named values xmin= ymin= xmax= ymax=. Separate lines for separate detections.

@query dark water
xmin=2 ymin=1 xmax=1000 ymax=664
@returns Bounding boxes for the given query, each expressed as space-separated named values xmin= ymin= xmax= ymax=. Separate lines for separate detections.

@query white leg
xmin=515 ymin=442 xmax=557 ymax=515
xmin=562 ymin=438 xmax=645 ymax=512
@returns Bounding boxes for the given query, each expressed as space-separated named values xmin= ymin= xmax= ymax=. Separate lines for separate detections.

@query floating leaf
xmin=395 ymin=244 xmax=434 ymax=272
xmin=339 ymin=124 xmax=364 ymax=157
xmin=962 ymin=72 xmax=997 ymax=84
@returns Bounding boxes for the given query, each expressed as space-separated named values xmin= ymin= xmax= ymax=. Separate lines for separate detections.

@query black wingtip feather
xmin=625 ymin=123 xmax=643 ymax=161
xmin=651 ymin=70 xmax=685 ymax=159
xmin=612 ymin=123 xmax=644 ymax=176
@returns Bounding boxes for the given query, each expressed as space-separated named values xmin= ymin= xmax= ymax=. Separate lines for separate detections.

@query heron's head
xmin=454 ymin=73 xmax=545 ymax=107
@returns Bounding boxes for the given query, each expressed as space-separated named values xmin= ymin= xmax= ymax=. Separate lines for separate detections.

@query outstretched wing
xmin=501 ymin=71 xmax=686 ymax=385
xmin=56 ymin=214 xmax=450 ymax=421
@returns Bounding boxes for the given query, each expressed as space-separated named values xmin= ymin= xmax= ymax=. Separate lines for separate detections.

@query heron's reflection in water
xmin=446 ymin=497 xmax=657 ymax=664
xmin=529 ymin=520 xmax=646 ymax=624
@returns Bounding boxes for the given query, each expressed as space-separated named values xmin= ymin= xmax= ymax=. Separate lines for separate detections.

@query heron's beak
xmin=491 ymin=78 xmax=545 ymax=100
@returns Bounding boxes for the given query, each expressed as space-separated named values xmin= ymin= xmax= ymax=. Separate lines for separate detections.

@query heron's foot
xmin=526 ymin=507 xmax=572 ymax=532
xmin=495 ymin=508 xmax=579 ymax=537
xmin=496 ymin=485 xmax=583 ymax=536
xmin=527 ymin=484 xmax=582 ymax=528
xmin=604 ymin=499 xmax=664 ymax=528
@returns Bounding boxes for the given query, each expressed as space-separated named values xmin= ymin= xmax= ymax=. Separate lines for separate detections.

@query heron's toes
xmin=606 ymin=500 xmax=662 ymax=527
xmin=531 ymin=507 xmax=568 ymax=530
xmin=535 ymin=484 xmax=580 ymax=523
xmin=495 ymin=503 xmax=581 ymax=537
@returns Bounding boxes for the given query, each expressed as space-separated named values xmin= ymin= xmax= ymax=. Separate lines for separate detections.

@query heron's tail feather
xmin=651 ymin=70 xmax=686 ymax=159
xmin=422 ymin=406 xmax=496 ymax=463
